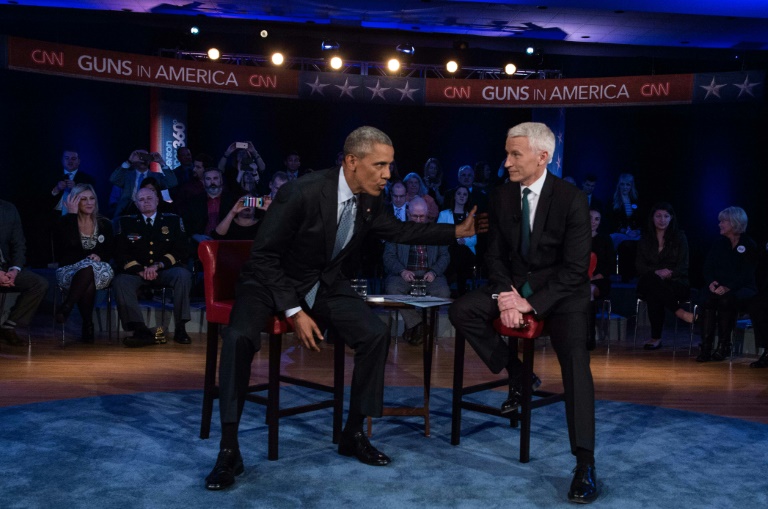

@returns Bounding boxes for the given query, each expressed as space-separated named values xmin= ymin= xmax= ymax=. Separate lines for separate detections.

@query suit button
xmin=149 ymin=241 xmax=154 ymax=245
xmin=149 ymin=259 xmax=153 ymax=263
xmin=149 ymin=251 xmax=154 ymax=255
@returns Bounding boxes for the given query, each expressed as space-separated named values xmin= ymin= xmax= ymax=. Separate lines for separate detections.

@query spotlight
xmin=190 ymin=26 xmax=200 ymax=35
xmin=321 ymin=40 xmax=340 ymax=51
xmin=207 ymin=47 xmax=220 ymax=60
xmin=526 ymin=46 xmax=535 ymax=55
xmin=271 ymin=52 xmax=284 ymax=65
xmin=504 ymin=63 xmax=517 ymax=75
xmin=446 ymin=60 xmax=459 ymax=73
xmin=329 ymin=56 xmax=343 ymax=70
xmin=387 ymin=58 xmax=401 ymax=72
xmin=260 ymin=30 xmax=269 ymax=38
xmin=396 ymin=43 xmax=415 ymax=56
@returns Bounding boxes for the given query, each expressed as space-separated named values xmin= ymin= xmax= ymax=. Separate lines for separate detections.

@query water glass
xmin=351 ymin=278 xmax=368 ymax=297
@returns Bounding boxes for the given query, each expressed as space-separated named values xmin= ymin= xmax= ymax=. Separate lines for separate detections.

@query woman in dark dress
xmin=635 ymin=202 xmax=695 ymax=350
xmin=54 ymin=184 xmax=115 ymax=342
xmin=697 ymin=206 xmax=758 ymax=362
xmin=437 ymin=186 xmax=476 ymax=297
xmin=588 ymin=208 xmax=615 ymax=349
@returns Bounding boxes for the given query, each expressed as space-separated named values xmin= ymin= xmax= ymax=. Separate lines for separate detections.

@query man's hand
xmin=292 ymin=310 xmax=323 ymax=352
xmin=423 ymin=271 xmax=436 ymax=283
xmin=0 ymin=271 xmax=13 ymax=287
xmin=141 ymin=266 xmax=158 ymax=281
xmin=455 ymin=206 xmax=488 ymax=238
xmin=655 ymin=268 xmax=673 ymax=279
xmin=128 ymin=150 xmax=143 ymax=164
xmin=500 ymin=308 xmax=525 ymax=329
xmin=497 ymin=286 xmax=533 ymax=314
xmin=150 ymin=152 xmax=166 ymax=166
xmin=400 ymin=269 xmax=416 ymax=282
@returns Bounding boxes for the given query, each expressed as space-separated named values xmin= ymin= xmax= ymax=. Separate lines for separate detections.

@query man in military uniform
xmin=113 ymin=187 xmax=192 ymax=347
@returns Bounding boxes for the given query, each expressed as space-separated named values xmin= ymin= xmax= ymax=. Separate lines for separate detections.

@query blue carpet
xmin=1 ymin=388 xmax=766 ymax=508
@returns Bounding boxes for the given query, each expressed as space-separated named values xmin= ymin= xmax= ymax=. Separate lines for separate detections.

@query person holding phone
xmin=109 ymin=149 xmax=178 ymax=218
xmin=50 ymin=150 xmax=96 ymax=216
xmin=213 ymin=195 xmax=270 ymax=240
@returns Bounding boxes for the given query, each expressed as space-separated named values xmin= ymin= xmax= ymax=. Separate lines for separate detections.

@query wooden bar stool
xmin=198 ymin=240 xmax=344 ymax=461
xmin=451 ymin=316 xmax=564 ymax=463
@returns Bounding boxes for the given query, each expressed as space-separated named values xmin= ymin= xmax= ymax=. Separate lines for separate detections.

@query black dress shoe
xmin=0 ymin=327 xmax=25 ymax=346
xmin=696 ymin=351 xmax=713 ymax=362
xmin=643 ymin=340 xmax=662 ymax=350
xmin=338 ymin=430 xmax=391 ymax=466
xmin=123 ymin=327 xmax=157 ymax=348
xmin=568 ymin=463 xmax=598 ymax=504
xmin=404 ymin=323 xmax=424 ymax=346
xmin=205 ymin=448 xmax=244 ymax=490
xmin=500 ymin=374 xmax=542 ymax=415
xmin=750 ymin=351 xmax=768 ymax=368
xmin=173 ymin=323 xmax=191 ymax=344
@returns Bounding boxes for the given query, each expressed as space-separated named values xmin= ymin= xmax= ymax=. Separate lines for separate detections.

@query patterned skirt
xmin=56 ymin=258 xmax=114 ymax=291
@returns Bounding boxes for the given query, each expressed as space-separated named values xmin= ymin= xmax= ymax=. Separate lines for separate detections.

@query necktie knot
xmin=65 ymin=172 xmax=74 ymax=180
xmin=146 ymin=217 xmax=153 ymax=226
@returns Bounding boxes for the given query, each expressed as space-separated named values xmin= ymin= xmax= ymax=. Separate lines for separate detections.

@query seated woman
xmin=218 ymin=142 xmax=267 ymax=195
xmin=54 ymin=184 xmax=115 ymax=342
xmin=212 ymin=195 xmax=269 ymax=241
xmin=422 ymin=157 xmax=445 ymax=208
xmin=635 ymin=202 xmax=694 ymax=350
xmin=588 ymin=208 xmax=615 ymax=349
xmin=610 ymin=173 xmax=642 ymax=281
xmin=437 ymin=186 xmax=477 ymax=297
xmin=697 ymin=206 xmax=758 ymax=362
xmin=403 ymin=172 xmax=439 ymax=222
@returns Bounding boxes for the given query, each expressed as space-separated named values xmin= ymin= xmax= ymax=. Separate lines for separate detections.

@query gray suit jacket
xmin=382 ymin=240 xmax=449 ymax=277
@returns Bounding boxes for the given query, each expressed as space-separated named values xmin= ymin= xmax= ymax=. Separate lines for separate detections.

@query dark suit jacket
xmin=54 ymin=214 xmax=114 ymax=266
xmin=109 ymin=165 xmax=178 ymax=218
xmin=240 ymin=168 xmax=456 ymax=313
xmin=486 ymin=172 xmax=591 ymax=317
xmin=0 ymin=199 xmax=26 ymax=269
xmin=50 ymin=170 xmax=97 ymax=211
xmin=114 ymin=213 xmax=188 ymax=274
xmin=183 ymin=191 xmax=236 ymax=237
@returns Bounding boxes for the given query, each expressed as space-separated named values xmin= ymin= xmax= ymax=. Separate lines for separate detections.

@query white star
xmin=700 ymin=77 xmax=727 ymax=99
xmin=306 ymin=76 xmax=329 ymax=96
xmin=555 ymin=155 xmax=562 ymax=170
xmin=335 ymin=78 xmax=358 ymax=98
xmin=395 ymin=80 xmax=420 ymax=101
xmin=734 ymin=76 xmax=760 ymax=98
xmin=367 ymin=79 xmax=390 ymax=100
xmin=557 ymin=131 xmax=564 ymax=144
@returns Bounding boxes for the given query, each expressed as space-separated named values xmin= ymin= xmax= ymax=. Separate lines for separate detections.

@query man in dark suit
xmin=50 ymin=150 xmax=97 ymax=215
xmin=112 ymin=188 xmax=192 ymax=347
xmin=388 ymin=181 xmax=408 ymax=221
xmin=205 ymin=126 xmax=479 ymax=490
xmin=383 ymin=197 xmax=450 ymax=345
xmin=0 ymin=199 xmax=49 ymax=347
xmin=581 ymin=174 xmax=604 ymax=213
xmin=183 ymin=167 xmax=236 ymax=245
xmin=109 ymin=149 xmax=178 ymax=218
xmin=449 ymin=122 xmax=598 ymax=504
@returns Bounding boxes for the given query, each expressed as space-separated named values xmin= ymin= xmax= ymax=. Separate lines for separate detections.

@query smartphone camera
xmin=138 ymin=153 xmax=153 ymax=164
xmin=235 ymin=142 xmax=249 ymax=149
xmin=243 ymin=196 xmax=263 ymax=208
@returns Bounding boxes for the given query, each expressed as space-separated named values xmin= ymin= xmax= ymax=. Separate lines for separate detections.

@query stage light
xmin=387 ymin=58 xmax=401 ymax=72
xmin=504 ymin=63 xmax=517 ymax=75
xmin=207 ymin=47 xmax=220 ymax=60
xmin=446 ymin=60 xmax=459 ymax=73
xmin=526 ymin=46 xmax=535 ymax=55
xmin=329 ymin=56 xmax=343 ymax=70
xmin=396 ymin=43 xmax=415 ymax=56
xmin=321 ymin=40 xmax=340 ymax=51
xmin=271 ymin=52 xmax=284 ymax=65
xmin=189 ymin=26 xmax=200 ymax=36
xmin=260 ymin=30 xmax=268 ymax=38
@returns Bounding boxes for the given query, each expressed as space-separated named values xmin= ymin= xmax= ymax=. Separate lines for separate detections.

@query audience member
xmin=402 ymin=172 xmax=439 ymax=222
xmin=383 ymin=197 xmax=450 ymax=345
xmin=184 ymin=168 xmax=236 ymax=245
xmin=587 ymin=207 xmax=615 ymax=350
xmin=635 ymin=203 xmax=693 ymax=350
xmin=472 ymin=160 xmax=495 ymax=190
xmin=445 ymin=165 xmax=489 ymax=214
xmin=50 ymin=150 xmax=96 ymax=216
xmin=610 ymin=173 xmax=642 ymax=281
xmin=172 ymin=146 xmax=195 ymax=186
xmin=213 ymin=195 xmax=267 ymax=241
xmin=388 ymin=182 xmax=407 ymax=221
xmin=748 ymin=238 xmax=768 ymax=368
xmin=218 ymin=142 xmax=267 ymax=195
xmin=0 ymin=199 xmax=49 ymax=347
xmin=173 ymin=153 xmax=212 ymax=214
xmin=267 ymin=171 xmax=289 ymax=200
xmin=109 ymin=149 xmax=178 ymax=218
xmin=581 ymin=174 xmax=604 ymax=212
xmin=697 ymin=206 xmax=758 ymax=362
xmin=437 ymin=186 xmax=477 ymax=297
xmin=113 ymin=188 xmax=192 ymax=347
xmin=53 ymin=184 xmax=114 ymax=342
xmin=422 ymin=157 xmax=445 ymax=207
xmin=281 ymin=150 xmax=303 ymax=181
xmin=120 ymin=176 xmax=175 ymax=216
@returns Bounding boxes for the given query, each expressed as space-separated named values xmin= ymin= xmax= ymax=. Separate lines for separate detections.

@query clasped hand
xmin=497 ymin=286 xmax=533 ymax=329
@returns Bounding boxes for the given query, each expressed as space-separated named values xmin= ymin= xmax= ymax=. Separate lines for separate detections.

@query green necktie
xmin=521 ymin=187 xmax=531 ymax=259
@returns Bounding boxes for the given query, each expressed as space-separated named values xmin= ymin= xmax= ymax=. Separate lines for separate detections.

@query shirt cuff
xmin=9 ymin=266 xmax=21 ymax=272
xmin=285 ymin=306 xmax=302 ymax=318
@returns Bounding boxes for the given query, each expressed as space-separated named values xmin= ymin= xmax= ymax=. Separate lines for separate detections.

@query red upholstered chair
xmin=198 ymin=240 xmax=344 ymax=460
xmin=451 ymin=314 xmax=565 ymax=463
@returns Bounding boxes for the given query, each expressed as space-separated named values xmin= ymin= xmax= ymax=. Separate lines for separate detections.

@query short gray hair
xmin=507 ymin=122 xmax=555 ymax=164
xmin=718 ymin=206 xmax=748 ymax=234
xmin=407 ymin=197 xmax=428 ymax=216
xmin=343 ymin=126 xmax=393 ymax=158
